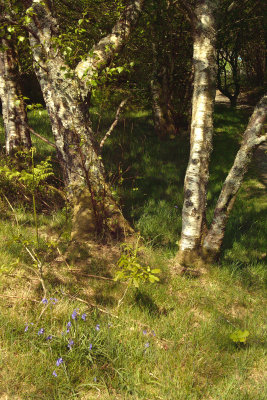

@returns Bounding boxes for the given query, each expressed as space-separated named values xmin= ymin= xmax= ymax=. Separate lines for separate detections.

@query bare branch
xmin=177 ymin=0 xmax=198 ymax=25
xmin=22 ymin=121 xmax=57 ymax=149
xmin=100 ymin=98 xmax=129 ymax=148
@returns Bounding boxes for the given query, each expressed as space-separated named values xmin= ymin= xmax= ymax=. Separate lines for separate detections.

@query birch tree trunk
xmin=0 ymin=38 xmax=31 ymax=156
xmin=202 ymin=95 xmax=267 ymax=261
xmin=176 ymin=0 xmax=217 ymax=266
xmin=25 ymin=0 xmax=143 ymax=241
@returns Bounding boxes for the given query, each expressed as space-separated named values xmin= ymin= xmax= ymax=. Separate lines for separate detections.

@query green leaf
xmin=230 ymin=330 xmax=250 ymax=343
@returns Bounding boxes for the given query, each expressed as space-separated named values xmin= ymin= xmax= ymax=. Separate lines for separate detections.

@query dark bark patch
xmin=185 ymin=189 xmax=192 ymax=199
xmin=185 ymin=200 xmax=193 ymax=208
xmin=192 ymin=158 xmax=199 ymax=165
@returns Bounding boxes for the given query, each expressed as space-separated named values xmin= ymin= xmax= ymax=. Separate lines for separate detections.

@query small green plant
xmin=0 ymin=148 xmax=53 ymax=245
xmin=114 ymin=236 xmax=160 ymax=288
xmin=230 ymin=329 xmax=250 ymax=344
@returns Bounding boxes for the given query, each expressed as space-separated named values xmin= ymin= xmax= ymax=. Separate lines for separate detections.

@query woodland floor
xmin=0 ymin=101 xmax=266 ymax=399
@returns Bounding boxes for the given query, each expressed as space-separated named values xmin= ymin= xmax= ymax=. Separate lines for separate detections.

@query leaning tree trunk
xmin=25 ymin=0 xmax=143 ymax=241
xmin=0 ymin=39 xmax=31 ymax=156
xmin=176 ymin=0 xmax=217 ymax=267
xmin=202 ymin=95 xmax=267 ymax=261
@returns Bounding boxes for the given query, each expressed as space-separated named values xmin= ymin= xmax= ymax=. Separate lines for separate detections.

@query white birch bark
xmin=177 ymin=0 xmax=217 ymax=265
xmin=0 ymin=39 xmax=31 ymax=155
xmin=202 ymin=95 xmax=267 ymax=259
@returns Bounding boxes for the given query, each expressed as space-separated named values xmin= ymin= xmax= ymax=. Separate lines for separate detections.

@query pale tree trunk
xmin=177 ymin=0 xmax=217 ymax=266
xmin=150 ymin=44 xmax=177 ymax=139
xmin=0 ymin=38 xmax=31 ymax=156
xmin=202 ymin=95 xmax=267 ymax=261
xmin=25 ymin=0 xmax=144 ymax=241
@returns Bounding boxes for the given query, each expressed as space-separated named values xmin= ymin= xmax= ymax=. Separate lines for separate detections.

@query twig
xmin=61 ymin=292 xmax=119 ymax=319
xmin=0 ymin=294 xmax=39 ymax=302
xmin=100 ymin=98 xmax=129 ymax=148
xmin=22 ymin=121 xmax=57 ymax=149
xmin=24 ymin=246 xmax=47 ymax=298
xmin=69 ymin=269 xmax=117 ymax=282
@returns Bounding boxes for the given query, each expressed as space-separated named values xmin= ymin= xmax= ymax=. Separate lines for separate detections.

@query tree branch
xmin=22 ymin=121 xmax=57 ymax=149
xmin=0 ymin=16 xmax=40 ymax=42
xmin=75 ymin=0 xmax=144 ymax=82
xmin=100 ymin=98 xmax=129 ymax=148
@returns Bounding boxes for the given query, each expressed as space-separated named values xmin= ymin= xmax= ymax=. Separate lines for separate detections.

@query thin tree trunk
xmin=202 ymin=95 xmax=267 ymax=261
xmin=176 ymin=0 xmax=217 ymax=267
xmin=0 ymin=39 xmax=31 ymax=156
xmin=150 ymin=44 xmax=177 ymax=139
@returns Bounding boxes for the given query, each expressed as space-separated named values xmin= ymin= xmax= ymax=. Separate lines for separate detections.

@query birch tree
xmin=176 ymin=0 xmax=267 ymax=267
xmin=5 ymin=0 xmax=144 ymax=241
xmin=176 ymin=0 xmax=218 ymax=267
xmin=0 ymin=35 xmax=31 ymax=155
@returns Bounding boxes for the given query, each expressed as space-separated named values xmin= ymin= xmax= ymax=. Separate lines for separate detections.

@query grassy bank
xmin=0 ymin=104 xmax=266 ymax=399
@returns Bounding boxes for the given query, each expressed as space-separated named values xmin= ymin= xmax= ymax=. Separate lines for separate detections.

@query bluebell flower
xmin=50 ymin=298 xmax=58 ymax=305
xmin=66 ymin=321 xmax=71 ymax=333
xmin=56 ymin=357 xmax=63 ymax=366
xmin=89 ymin=343 xmax=92 ymax=350
xmin=145 ymin=342 xmax=150 ymax=348
xmin=52 ymin=370 xmax=57 ymax=377
xmin=151 ymin=330 xmax=156 ymax=336
xmin=71 ymin=309 xmax=78 ymax=320
xmin=68 ymin=339 xmax=74 ymax=349
xmin=46 ymin=335 xmax=52 ymax=341
xmin=38 ymin=328 xmax=44 ymax=335
xmin=174 ymin=205 xmax=179 ymax=209
xmin=42 ymin=298 xmax=48 ymax=304
xmin=95 ymin=324 xmax=100 ymax=331
xmin=142 ymin=329 xmax=147 ymax=335
xmin=81 ymin=313 xmax=86 ymax=321
xmin=93 ymin=377 xmax=97 ymax=382
xmin=25 ymin=324 xmax=29 ymax=332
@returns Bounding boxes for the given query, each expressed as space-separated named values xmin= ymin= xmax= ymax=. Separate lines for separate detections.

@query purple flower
xmin=25 ymin=324 xmax=29 ymax=332
xmin=145 ymin=342 xmax=150 ymax=348
xmin=38 ymin=328 xmax=44 ymax=335
xmin=151 ymin=330 xmax=156 ymax=336
xmin=95 ymin=324 xmax=100 ymax=331
xmin=89 ymin=343 xmax=92 ymax=350
xmin=46 ymin=335 xmax=52 ymax=341
xmin=174 ymin=205 xmax=179 ymax=209
xmin=50 ymin=298 xmax=58 ymax=305
xmin=42 ymin=298 xmax=48 ymax=304
xmin=66 ymin=321 xmax=71 ymax=333
xmin=93 ymin=377 xmax=97 ymax=382
xmin=52 ymin=370 xmax=57 ymax=377
xmin=142 ymin=330 xmax=147 ymax=335
xmin=68 ymin=339 xmax=74 ymax=349
xmin=81 ymin=313 xmax=87 ymax=321
xmin=56 ymin=357 xmax=63 ymax=366
xmin=71 ymin=309 xmax=78 ymax=320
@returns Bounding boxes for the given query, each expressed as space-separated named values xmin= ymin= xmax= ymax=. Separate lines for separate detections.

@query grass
xmin=0 ymin=103 xmax=266 ymax=399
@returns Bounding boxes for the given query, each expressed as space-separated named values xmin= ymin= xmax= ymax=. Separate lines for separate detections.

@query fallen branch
xmin=69 ymin=269 xmax=117 ymax=282
xmin=100 ymin=98 xmax=129 ymax=148
xmin=23 ymin=121 xmax=57 ymax=149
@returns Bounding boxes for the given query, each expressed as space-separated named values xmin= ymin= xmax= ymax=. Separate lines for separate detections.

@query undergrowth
xmin=0 ymin=104 xmax=266 ymax=399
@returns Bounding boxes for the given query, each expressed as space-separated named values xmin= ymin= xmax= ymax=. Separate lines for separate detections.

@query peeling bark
xmin=0 ymin=38 xmax=31 ymax=156
xmin=24 ymin=0 xmax=142 ymax=240
xmin=177 ymin=0 xmax=217 ymax=265
xmin=202 ymin=95 xmax=267 ymax=260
